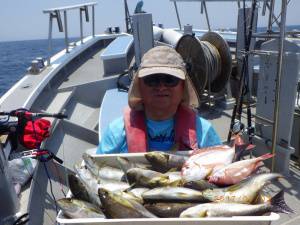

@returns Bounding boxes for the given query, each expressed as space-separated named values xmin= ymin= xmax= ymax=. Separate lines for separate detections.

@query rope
xmin=200 ymin=41 xmax=221 ymax=83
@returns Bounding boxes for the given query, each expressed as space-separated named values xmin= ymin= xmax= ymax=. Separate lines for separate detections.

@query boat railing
xmin=43 ymin=2 xmax=97 ymax=65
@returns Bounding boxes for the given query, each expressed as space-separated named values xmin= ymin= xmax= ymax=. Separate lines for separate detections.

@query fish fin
xmin=258 ymin=153 xmax=275 ymax=161
xmin=270 ymin=190 xmax=294 ymax=214
xmin=99 ymin=160 xmax=108 ymax=168
xmin=254 ymin=161 xmax=265 ymax=171
xmin=226 ymin=183 xmax=243 ymax=192
xmin=205 ymin=168 xmax=214 ymax=179
xmin=124 ymin=183 xmax=136 ymax=192
xmin=130 ymin=182 xmax=137 ymax=189
xmin=167 ymin=168 xmax=177 ymax=173
xmin=169 ymin=179 xmax=184 ymax=187
xmin=116 ymin=157 xmax=130 ymax=183
xmin=245 ymin=144 xmax=256 ymax=151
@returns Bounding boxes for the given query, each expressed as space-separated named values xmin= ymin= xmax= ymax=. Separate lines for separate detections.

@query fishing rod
xmin=0 ymin=108 xmax=67 ymax=221
xmin=0 ymin=108 xmax=67 ymax=150
xmin=0 ymin=109 xmax=67 ymax=120
xmin=227 ymin=0 xmax=257 ymax=143
xmin=123 ymin=0 xmax=131 ymax=33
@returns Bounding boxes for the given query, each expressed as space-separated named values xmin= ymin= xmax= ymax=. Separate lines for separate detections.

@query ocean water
xmin=0 ymin=38 xmax=76 ymax=97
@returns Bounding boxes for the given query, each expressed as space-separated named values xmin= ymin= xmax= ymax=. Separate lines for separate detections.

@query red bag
xmin=20 ymin=119 xmax=51 ymax=149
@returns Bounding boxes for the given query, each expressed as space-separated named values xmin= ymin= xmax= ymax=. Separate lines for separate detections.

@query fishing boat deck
xmin=15 ymin=36 xmax=116 ymax=224
xmin=1 ymin=33 xmax=299 ymax=225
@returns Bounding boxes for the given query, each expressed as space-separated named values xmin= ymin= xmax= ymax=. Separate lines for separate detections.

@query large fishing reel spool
xmin=175 ymin=32 xmax=232 ymax=96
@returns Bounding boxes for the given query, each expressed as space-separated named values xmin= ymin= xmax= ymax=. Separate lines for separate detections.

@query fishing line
xmin=51 ymin=160 xmax=67 ymax=197
xmin=31 ymin=120 xmax=60 ymax=217
xmin=21 ymin=153 xmax=57 ymax=224
xmin=59 ymin=120 xmax=68 ymax=197
xmin=43 ymin=163 xmax=59 ymax=214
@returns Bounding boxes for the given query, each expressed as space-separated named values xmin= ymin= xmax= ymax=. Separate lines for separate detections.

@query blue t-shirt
xmin=96 ymin=116 xmax=221 ymax=154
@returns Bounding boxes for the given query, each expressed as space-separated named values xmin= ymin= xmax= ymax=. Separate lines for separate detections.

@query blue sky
xmin=0 ymin=0 xmax=299 ymax=42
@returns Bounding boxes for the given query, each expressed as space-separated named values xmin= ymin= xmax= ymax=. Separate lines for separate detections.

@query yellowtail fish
xmin=126 ymin=168 xmax=171 ymax=188
xmin=74 ymin=163 xmax=130 ymax=193
xmin=98 ymin=188 xmax=157 ymax=218
xmin=68 ymin=174 xmax=101 ymax=207
xmin=82 ymin=153 xmax=125 ymax=181
xmin=145 ymin=202 xmax=197 ymax=218
xmin=57 ymin=198 xmax=105 ymax=219
xmin=202 ymin=173 xmax=283 ymax=204
xmin=144 ymin=151 xmax=187 ymax=173
xmin=142 ymin=187 xmax=208 ymax=202
xmin=180 ymin=190 xmax=293 ymax=217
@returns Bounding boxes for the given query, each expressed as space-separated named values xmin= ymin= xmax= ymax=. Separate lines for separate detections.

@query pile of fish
xmin=58 ymin=140 xmax=293 ymax=219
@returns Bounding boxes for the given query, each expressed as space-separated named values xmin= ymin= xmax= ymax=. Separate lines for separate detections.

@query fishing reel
xmin=231 ymin=119 xmax=245 ymax=135
xmin=230 ymin=119 xmax=255 ymax=139
xmin=9 ymin=148 xmax=63 ymax=164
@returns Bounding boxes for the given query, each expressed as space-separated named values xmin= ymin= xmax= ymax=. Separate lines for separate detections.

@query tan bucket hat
xmin=128 ymin=46 xmax=199 ymax=110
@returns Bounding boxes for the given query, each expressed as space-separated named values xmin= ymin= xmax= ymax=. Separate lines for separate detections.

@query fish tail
xmin=245 ymin=144 xmax=256 ymax=151
xmin=258 ymin=153 xmax=274 ymax=161
xmin=270 ymin=190 xmax=294 ymax=214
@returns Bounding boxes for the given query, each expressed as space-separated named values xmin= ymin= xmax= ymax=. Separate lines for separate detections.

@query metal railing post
xmin=80 ymin=7 xmax=83 ymax=44
xmin=271 ymin=0 xmax=287 ymax=172
xmin=267 ymin=0 xmax=275 ymax=32
xmin=92 ymin=5 xmax=95 ymax=37
xmin=202 ymin=1 xmax=211 ymax=32
xmin=173 ymin=2 xmax=182 ymax=30
xmin=64 ymin=10 xmax=69 ymax=53
xmin=43 ymin=2 xmax=97 ymax=62
xmin=47 ymin=13 xmax=53 ymax=65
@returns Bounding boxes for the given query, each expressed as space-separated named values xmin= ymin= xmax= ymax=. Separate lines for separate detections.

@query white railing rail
xmin=43 ymin=2 xmax=97 ymax=65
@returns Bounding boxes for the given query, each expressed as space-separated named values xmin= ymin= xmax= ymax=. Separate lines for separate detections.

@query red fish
xmin=208 ymin=153 xmax=274 ymax=186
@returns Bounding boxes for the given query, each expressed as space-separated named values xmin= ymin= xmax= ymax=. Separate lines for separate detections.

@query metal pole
xmin=124 ymin=0 xmax=129 ymax=33
xmin=63 ymin=11 xmax=69 ymax=53
xmin=80 ymin=8 xmax=83 ymax=44
xmin=267 ymin=0 xmax=275 ymax=32
xmin=266 ymin=2 xmax=280 ymax=27
xmin=202 ymin=1 xmax=211 ymax=31
xmin=173 ymin=2 xmax=182 ymax=30
xmin=47 ymin=13 xmax=53 ymax=65
xmin=92 ymin=5 xmax=95 ymax=37
xmin=271 ymin=0 xmax=287 ymax=172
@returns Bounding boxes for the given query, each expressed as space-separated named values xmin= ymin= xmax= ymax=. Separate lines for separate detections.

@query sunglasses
xmin=142 ymin=74 xmax=181 ymax=87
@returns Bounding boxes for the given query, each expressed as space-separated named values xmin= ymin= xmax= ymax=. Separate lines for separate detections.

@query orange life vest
xmin=123 ymin=104 xmax=198 ymax=152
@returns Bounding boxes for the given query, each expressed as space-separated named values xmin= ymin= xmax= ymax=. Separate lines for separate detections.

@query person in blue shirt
xmin=97 ymin=46 xmax=221 ymax=154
